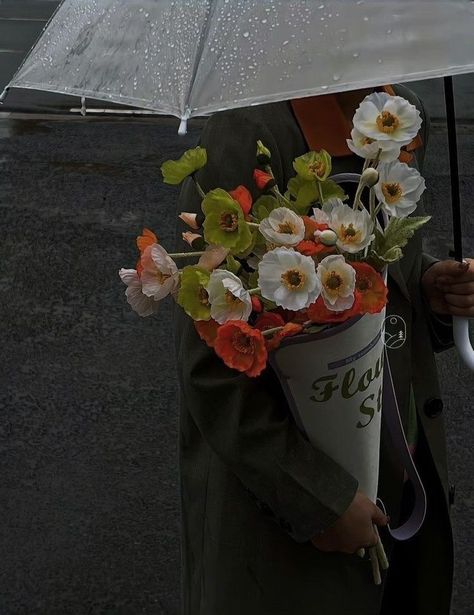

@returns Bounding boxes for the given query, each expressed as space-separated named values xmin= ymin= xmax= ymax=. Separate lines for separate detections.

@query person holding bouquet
xmin=162 ymin=84 xmax=473 ymax=614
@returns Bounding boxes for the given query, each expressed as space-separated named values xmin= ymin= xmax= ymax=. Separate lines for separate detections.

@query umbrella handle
xmin=453 ymin=316 xmax=474 ymax=371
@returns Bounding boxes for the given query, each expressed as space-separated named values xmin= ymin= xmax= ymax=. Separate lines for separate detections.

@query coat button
xmin=424 ymin=397 xmax=443 ymax=418
xmin=449 ymin=484 xmax=456 ymax=506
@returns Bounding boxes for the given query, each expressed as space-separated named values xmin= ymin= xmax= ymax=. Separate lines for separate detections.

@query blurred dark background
xmin=0 ymin=1 xmax=473 ymax=613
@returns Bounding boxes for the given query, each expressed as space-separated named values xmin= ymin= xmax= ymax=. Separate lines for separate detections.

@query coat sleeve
xmin=174 ymin=109 xmax=359 ymax=543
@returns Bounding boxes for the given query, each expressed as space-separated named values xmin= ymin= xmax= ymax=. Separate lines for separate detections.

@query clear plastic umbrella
xmin=2 ymin=0 xmax=473 ymax=368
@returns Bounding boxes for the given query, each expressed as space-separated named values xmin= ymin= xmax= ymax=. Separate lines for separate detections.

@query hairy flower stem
xmin=169 ymin=251 xmax=205 ymax=259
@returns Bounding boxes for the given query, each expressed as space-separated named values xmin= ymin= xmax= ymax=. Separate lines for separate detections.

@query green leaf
xmin=318 ymin=179 xmax=348 ymax=204
xmin=224 ymin=254 xmax=241 ymax=275
xmin=368 ymin=215 xmax=431 ymax=269
xmin=252 ymin=195 xmax=279 ymax=221
xmin=161 ymin=146 xmax=207 ymax=185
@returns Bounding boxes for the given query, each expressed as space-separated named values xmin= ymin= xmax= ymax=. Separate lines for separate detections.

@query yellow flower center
xmin=232 ymin=331 xmax=254 ymax=355
xmin=340 ymin=223 xmax=361 ymax=243
xmin=198 ymin=287 xmax=210 ymax=306
xmin=381 ymin=182 xmax=403 ymax=204
xmin=281 ymin=268 xmax=306 ymax=291
xmin=220 ymin=212 xmax=239 ymax=232
xmin=325 ymin=270 xmax=343 ymax=291
xmin=309 ymin=160 xmax=326 ymax=179
xmin=376 ymin=110 xmax=400 ymax=134
xmin=278 ymin=221 xmax=297 ymax=235
xmin=224 ymin=289 xmax=243 ymax=306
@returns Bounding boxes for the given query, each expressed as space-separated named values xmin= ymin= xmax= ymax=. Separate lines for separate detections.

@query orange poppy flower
xmin=296 ymin=240 xmax=335 ymax=257
xmin=253 ymin=169 xmax=276 ymax=191
xmin=266 ymin=322 xmax=304 ymax=351
xmin=136 ymin=228 xmax=158 ymax=254
xmin=302 ymin=216 xmax=328 ymax=240
xmin=195 ymin=319 xmax=220 ymax=348
xmin=229 ymin=185 xmax=253 ymax=216
xmin=308 ymin=292 xmax=363 ymax=324
xmin=254 ymin=312 xmax=286 ymax=331
xmin=351 ymin=262 xmax=388 ymax=314
xmin=214 ymin=321 xmax=268 ymax=377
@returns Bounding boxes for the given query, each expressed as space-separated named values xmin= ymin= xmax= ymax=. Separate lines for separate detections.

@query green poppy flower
xmin=161 ymin=146 xmax=207 ymax=185
xmin=202 ymin=188 xmax=252 ymax=253
xmin=293 ymin=149 xmax=332 ymax=182
xmin=177 ymin=266 xmax=211 ymax=320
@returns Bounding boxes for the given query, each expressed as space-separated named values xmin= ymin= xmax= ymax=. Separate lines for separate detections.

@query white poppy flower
xmin=353 ymin=92 xmax=422 ymax=144
xmin=329 ymin=201 xmax=375 ymax=254
xmin=206 ymin=269 xmax=252 ymax=324
xmin=346 ymin=127 xmax=403 ymax=162
xmin=374 ymin=161 xmax=426 ymax=218
xmin=259 ymin=207 xmax=305 ymax=247
xmin=258 ymin=247 xmax=321 ymax=311
xmin=119 ymin=268 xmax=160 ymax=317
xmin=140 ymin=244 xmax=180 ymax=300
xmin=317 ymin=255 xmax=356 ymax=312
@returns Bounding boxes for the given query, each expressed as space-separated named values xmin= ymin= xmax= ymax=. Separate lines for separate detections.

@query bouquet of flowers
xmin=119 ymin=92 xmax=430 ymax=583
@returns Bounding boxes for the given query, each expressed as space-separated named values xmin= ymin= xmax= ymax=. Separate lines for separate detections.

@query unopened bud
xmin=182 ymin=231 xmax=205 ymax=250
xmin=318 ymin=229 xmax=338 ymax=246
xmin=179 ymin=212 xmax=204 ymax=230
xmin=256 ymin=139 xmax=271 ymax=164
xmin=360 ymin=167 xmax=379 ymax=188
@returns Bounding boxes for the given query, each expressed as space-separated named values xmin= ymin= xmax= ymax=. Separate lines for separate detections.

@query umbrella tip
xmin=0 ymin=87 xmax=9 ymax=104
xmin=178 ymin=117 xmax=188 ymax=136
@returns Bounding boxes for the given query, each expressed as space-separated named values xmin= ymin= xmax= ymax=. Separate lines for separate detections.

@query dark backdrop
xmin=0 ymin=100 xmax=473 ymax=613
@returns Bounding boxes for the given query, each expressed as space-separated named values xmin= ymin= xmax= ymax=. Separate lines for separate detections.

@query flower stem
xmin=373 ymin=525 xmax=389 ymax=570
xmin=369 ymin=546 xmax=382 ymax=585
xmin=317 ymin=181 xmax=325 ymax=206
xmin=247 ymin=221 xmax=260 ymax=229
xmin=193 ymin=178 xmax=206 ymax=199
xmin=262 ymin=325 xmax=285 ymax=337
xmin=248 ymin=287 xmax=261 ymax=296
xmin=169 ymin=251 xmax=205 ymax=259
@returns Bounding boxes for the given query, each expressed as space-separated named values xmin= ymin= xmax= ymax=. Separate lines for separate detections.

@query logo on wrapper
xmin=383 ymin=315 xmax=407 ymax=349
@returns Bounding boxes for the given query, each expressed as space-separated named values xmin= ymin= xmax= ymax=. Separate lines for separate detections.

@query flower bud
xmin=318 ymin=229 xmax=338 ymax=246
xmin=179 ymin=212 xmax=204 ymax=230
xmin=256 ymin=140 xmax=271 ymax=165
xmin=360 ymin=167 xmax=379 ymax=188
xmin=182 ymin=231 xmax=205 ymax=250
xmin=253 ymin=168 xmax=276 ymax=191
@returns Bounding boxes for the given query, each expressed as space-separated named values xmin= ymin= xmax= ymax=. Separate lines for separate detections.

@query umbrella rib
xmin=181 ymin=1 xmax=219 ymax=120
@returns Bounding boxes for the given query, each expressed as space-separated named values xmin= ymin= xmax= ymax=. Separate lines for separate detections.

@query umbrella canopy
xmin=2 ymin=0 xmax=473 ymax=370
xmin=2 ymin=0 xmax=474 ymax=129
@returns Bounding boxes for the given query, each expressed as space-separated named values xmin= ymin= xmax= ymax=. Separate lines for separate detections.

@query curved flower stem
xmin=247 ymin=222 xmax=260 ymax=229
xmin=271 ymin=185 xmax=293 ymax=208
xmin=169 ymin=251 xmax=206 ymax=259
xmin=369 ymin=187 xmax=376 ymax=219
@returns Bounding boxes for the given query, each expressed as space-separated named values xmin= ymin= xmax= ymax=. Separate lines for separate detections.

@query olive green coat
xmin=173 ymin=84 xmax=454 ymax=615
